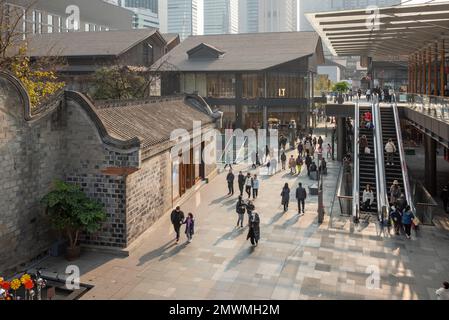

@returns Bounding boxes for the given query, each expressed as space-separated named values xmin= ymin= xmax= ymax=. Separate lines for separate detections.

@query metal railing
xmin=392 ymin=94 xmax=416 ymax=216
xmin=373 ymin=95 xmax=390 ymax=222
xmin=352 ymin=97 xmax=360 ymax=221
xmin=411 ymin=178 xmax=438 ymax=225
xmin=399 ymin=93 xmax=449 ymax=123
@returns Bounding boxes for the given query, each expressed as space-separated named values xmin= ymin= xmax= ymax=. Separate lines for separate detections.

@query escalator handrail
xmin=373 ymin=95 xmax=390 ymax=221
xmin=352 ymin=97 xmax=360 ymax=221
xmin=392 ymin=94 xmax=416 ymax=215
xmin=370 ymin=98 xmax=382 ymax=219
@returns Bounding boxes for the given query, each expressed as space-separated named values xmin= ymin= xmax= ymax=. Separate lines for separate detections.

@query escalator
xmin=380 ymin=107 xmax=405 ymax=203
xmin=359 ymin=106 xmax=377 ymax=214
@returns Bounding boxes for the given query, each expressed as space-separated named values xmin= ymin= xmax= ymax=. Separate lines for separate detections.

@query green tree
xmin=0 ymin=1 xmax=65 ymax=108
xmin=92 ymin=66 xmax=148 ymax=100
xmin=41 ymin=180 xmax=107 ymax=250
xmin=332 ymin=81 xmax=351 ymax=93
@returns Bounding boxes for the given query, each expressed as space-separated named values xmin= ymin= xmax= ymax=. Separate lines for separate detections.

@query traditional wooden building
xmin=152 ymin=32 xmax=325 ymax=130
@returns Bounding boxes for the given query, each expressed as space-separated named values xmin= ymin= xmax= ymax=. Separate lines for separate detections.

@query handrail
xmin=371 ymin=96 xmax=382 ymax=219
xmin=352 ymin=97 xmax=360 ymax=222
xmin=392 ymin=94 xmax=416 ymax=215
xmin=373 ymin=95 xmax=390 ymax=221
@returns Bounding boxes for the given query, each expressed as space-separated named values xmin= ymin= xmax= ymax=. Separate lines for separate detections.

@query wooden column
xmin=441 ymin=40 xmax=446 ymax=97
xmin=421 ymin=51 xmax=425 ymax=94
xmin=414 ymin=53 xmax=418 ymax=93
xmin=434 ymin=42 xmax=438 ymax=96
xmin=428 ymin=46 xmax=432 ymax=95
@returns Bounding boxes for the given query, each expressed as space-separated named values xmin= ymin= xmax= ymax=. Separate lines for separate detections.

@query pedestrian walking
xmin=441 ymin=185 xmax=449 ymax=213
xmin=389 ymin=205 xmax=402 ymax=235
xmin=224 ymin=148 xmax=233 ymax=170
xmin=436 ymin=281 xmax=449 ymax=300
xmin=245 ymin=173 xmax=253 ymax=198
xmin=246 ymin=200 xmax=255 ymax=226
xmin=297 ymin=141 xmax=304 ymax=157
xmin=296 ymin=154 xmax=303 ymax=175
xmin=281 ymin=183 xmax=290 ymax=212
xmin=236 ymin=196 xmax=246 ymax=228
xmin=289 ymin=155 xmax=296 ymax=174
xmin=252 ymin=175 xmax=260 ymax=199
xmin=402 ymin=205 xmax=415 ymax=239
xmin=362 ymin=184 xmax=374 ymax=211
xmin=295 ymin=183 xmax=307 ymax=215
xmin=305 ymin=153 xmax=312 ymax=176
xmin=318 ymin=136 xmax=323 ymax=148
xmin=247 ymin=211 xmax=260 ymax=246
xmin=385 ymin=139 xmax=397 ymax=166
xmin=226 ymin=169 xmax=235 ymax=195
xmin=326 ymin=143 xmax=332 ymax=159
xmin=238 ymin=171 xmax=245 ymax=196
xmin=170 ymin=206 xmax=185 ymax=244
xmin=183 ymin=213 xmax=195 ymax=243
xmin=390 ymin=180 xmax=401 ymax=205
xmin=280 ymin=151 xmax=287 ymax=170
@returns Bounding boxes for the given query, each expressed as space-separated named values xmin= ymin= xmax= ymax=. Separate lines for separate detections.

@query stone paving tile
xmin=31 ymin=123 xmax=449 ymax=300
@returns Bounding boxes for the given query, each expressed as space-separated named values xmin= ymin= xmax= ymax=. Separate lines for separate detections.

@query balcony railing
xmin=399 ymin=93 xmax=449 ymax=123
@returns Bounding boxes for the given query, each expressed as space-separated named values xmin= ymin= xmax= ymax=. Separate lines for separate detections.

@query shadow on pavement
xmin=137 ymin=240 xmax=177 ymax=266
xmin=225 ymin=246 xmax=256 ymax=271
xmin=213 ymin=227 xmax=246 ymax=246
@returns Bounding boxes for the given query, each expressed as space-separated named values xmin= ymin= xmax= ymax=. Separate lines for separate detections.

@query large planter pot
xmin=337 ymin=96 xmax=345 ymax=104
xmin=65 ymin=246 xmax=81 ymax=261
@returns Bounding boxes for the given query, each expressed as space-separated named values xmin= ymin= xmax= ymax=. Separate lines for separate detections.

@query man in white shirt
xmin=436 ymin=281 xmax=449 ymax=300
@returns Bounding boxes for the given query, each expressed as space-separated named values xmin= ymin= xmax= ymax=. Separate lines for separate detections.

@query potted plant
xmin=41 ymin=180 xmax=107 ymax=261
xmin=332 ymin=81 xmax=350 ymax=104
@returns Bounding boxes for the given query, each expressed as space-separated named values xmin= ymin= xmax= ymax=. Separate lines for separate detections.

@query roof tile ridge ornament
xmin=65 ymin=91 xmax=141 ymax=150
xmin=94 ymin=95 xmax=185 ymax=109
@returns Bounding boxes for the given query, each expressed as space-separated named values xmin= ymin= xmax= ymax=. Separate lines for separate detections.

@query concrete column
xmin=337 ymin=117 xmax=346 ymax=162
xmin=424 ymin=135 xmax=437 ymax=195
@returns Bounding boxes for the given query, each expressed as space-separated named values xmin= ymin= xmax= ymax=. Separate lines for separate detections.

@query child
xmin=183 ymin=213 xmax=195 ymax=243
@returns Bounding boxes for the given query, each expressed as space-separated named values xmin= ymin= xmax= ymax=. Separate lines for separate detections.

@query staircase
xmin=380 ymin=107 xmax=404 ymax=203
xmin=359 ymin=107 xmax=378 ymax=213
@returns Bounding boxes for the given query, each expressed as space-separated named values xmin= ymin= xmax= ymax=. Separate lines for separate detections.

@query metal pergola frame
xmin=306 ymin=2 xmax=449 ymax=59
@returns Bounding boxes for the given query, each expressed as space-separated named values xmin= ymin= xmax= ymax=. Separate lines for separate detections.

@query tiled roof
xmin=94 ymin=97 xmax=214 ymax=151
xmin=153 ymin=31 xmax=322 ymax=72
xmin=23 ymin=29 xmax=160 ymax=57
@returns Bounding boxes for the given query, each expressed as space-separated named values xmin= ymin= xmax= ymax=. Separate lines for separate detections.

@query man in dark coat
xmin=170 ymin=206 xmax=185 ymax=244
xmin=305 ymin=154 xmax=312 ymax=176
xmin=226 ymin=170 xmax=235 ymax=195
xmin=247 ymin=212 xmax=260 ymax=246
xmin=296 ymin=183 xmax=307 ymax=215
xmin=238 ymin=171 xmax=245 ymax=196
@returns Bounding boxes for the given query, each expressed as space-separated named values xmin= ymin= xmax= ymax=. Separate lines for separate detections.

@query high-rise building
xmin=204 ymin=0 xmax=239 ymax=35
xmin=104 ymin=0 xmax=160 ymax=28
xmin=159 ymin=0 xmax=203 ymax=40
xmin=7 ymin=0 xmax=134 ymax=34
xmin=238 ymin=0 xmax=259 ymax=33
xmin=258 ymin=0 xmax=297 ymax=32
xmin=239 ymin=0 xmax=297 ymax=33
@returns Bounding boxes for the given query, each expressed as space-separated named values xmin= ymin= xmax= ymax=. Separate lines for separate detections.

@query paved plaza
xmin=35 ymin=126 xmax=449 ymax=300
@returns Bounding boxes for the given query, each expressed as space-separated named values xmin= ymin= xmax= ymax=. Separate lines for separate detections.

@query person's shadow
xmin=137 ymin=240 xmax=177 ymax=266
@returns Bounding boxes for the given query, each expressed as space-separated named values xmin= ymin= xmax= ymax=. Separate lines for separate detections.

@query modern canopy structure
xmin=306 ymin=1 xmax=449 ymax=96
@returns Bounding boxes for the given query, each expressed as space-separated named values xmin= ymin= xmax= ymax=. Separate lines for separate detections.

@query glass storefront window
xmin=266 ymin=72 xmax=305 ymax=99
xmin=207 ymin=74 xmax=235 ymax=98
xmin=242 ymin=74 xmax=264 ymax=98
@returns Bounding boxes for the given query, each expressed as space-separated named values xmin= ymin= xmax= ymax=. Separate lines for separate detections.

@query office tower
xmin=204 ymin=0 xmax=239 ymax=35
xmin=160 ymin=0 xmax=203 ymax=40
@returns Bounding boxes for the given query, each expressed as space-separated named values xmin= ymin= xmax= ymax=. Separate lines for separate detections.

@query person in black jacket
xmin=238 ymin=171 xmax=245 ymax=196
xmin=170 ymin=206 xmax=185 ymax=244
xmin=247 ymin=211 xmax=260 ymax=246
xmin=236 ymin=196 xmax=246 ymax=228
xmin=296 ymin=183 xmax=307 ymax=215
xmin=305 ymin=154 xmax=312 ymax=176
xmin=280 ymin=151 xmax=287 ymax=170
xmin=226 ymin=170 xmax=235 ymax=195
